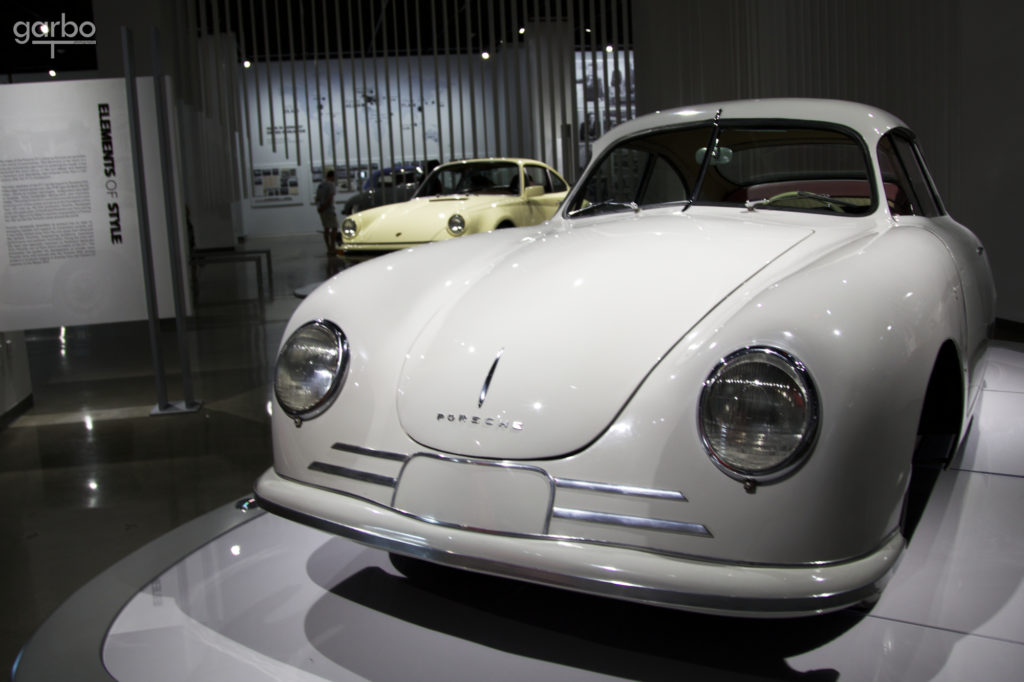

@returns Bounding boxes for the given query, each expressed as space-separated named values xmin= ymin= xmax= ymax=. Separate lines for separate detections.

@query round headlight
xmin=274 ymin=320 xmax=348 ymax=421
xmin=698 ymin=347 xmax=818 ymax=481
xmin=341 ymin=218 xmax=357 ymax=239
xmin=447 ymin=213 xmax=466 ymax=236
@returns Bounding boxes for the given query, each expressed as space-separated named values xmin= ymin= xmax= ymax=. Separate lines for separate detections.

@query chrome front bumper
xmin=255 ymin=467 xmax=904 ymax=618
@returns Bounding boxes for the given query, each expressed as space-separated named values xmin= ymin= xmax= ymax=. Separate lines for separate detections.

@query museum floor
xmin=0 ymin=233 xmax=332 ymax=676
xmin=3 ymin=233 xmax=1024 ymax=680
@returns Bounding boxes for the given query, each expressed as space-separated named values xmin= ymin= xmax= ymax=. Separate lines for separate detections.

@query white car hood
xmin=397 ymin=212 xmax=814 ymax=459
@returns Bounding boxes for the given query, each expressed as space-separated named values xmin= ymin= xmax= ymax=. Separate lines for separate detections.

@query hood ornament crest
xmin=435 ymin=349 xmax=523 ymax=432
xmin=478 ymin=348 xmax=504 ymax=408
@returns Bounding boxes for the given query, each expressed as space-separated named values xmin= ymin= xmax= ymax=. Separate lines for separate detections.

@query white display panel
xmin=0 ymin=78 xmax=183 ymax=332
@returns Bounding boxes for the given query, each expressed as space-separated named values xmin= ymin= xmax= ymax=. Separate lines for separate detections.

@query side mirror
xmin=524 ymin=184 xmax=545 ymax=198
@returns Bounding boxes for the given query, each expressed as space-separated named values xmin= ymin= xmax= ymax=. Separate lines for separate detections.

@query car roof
xmin=436 ymin=158 xmax=551 ymax=168
xmin=592 ymin=98 xmax=909 ymax=158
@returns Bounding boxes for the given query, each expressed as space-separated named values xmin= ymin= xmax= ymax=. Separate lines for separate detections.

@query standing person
xmin=316 ymin=169 xmax=339 ymax=255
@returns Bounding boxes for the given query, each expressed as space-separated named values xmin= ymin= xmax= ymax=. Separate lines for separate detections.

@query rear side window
xmin=549 ymin=171 xmax=568 ymax=193
xmin=526 ymin=165 xmax=565 ymax=193
xmin=877 ymin=133 xmax=944 ymax=217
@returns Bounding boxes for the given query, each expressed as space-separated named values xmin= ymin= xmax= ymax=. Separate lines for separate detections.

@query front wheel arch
xmin=901 ymin=340 xmax=964 ymax=541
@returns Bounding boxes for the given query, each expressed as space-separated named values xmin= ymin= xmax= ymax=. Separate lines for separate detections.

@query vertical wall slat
xmin=273 ymin=0 xmax=288 ymax=159
xmin=578 ymin=0 xmax=590 ymax=165
xmin=489 ymin=0 xmax=501 ymax=156
xmin=381 ymin=1 xmax=396 ymax=172
xmin=453 ymin=5 xmax=465 ymax=157
xmin=311 ymin=0 xmax=325 ymax=168
xmin=618 ymin=0 xmax=626 ymax=119
xmin=260 ymin=0 xmax=276 ymax=152
xmin=442 ymin=1 xmax=454 ymax=160
xmin=335 ymin=0 xmax=350 ymax=176
xmin=500 ymin=0 xmax=513 ymax=156
xmin=236 ymin=0 xmax=254 ymax=196
xmin=194 ymin=0 xmax=210 ymax=197
xmin=347 ymin=1 xmax=363 ymax=179
xmin=367 ymin=2 xmax=382 ymax=170
xmin=416 ymin=1 xmax=429 ymax=162
xmin=404 ymin=0 xmax=417 ymax=164
xmin=322 ymin=0 xmax=336 ymax=171
xmin=588 ymin=0 xmax=601 ymax=140
xmin=468 ymin=0 xmax=479 ymax=158
xmin=393 ymin=1 xmax=406 ymax=166
xmin=357 ymin=0 xmax=374 ymax=177
xmin=286 ymin=0 xmax=300 ymax=164
xmin=246 ymin=0 xmax=263 ymax=147
xmin=299 ymin=2 xmax=314 ymax=170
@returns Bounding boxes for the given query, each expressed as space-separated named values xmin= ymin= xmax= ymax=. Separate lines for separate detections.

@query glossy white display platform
xmin=15 ymin=343 xmax=1024 ymax=681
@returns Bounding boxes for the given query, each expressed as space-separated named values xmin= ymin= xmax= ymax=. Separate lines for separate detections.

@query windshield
xmin=415 ymin=161 xmax=521 ymax=197
xmin=567 ymin=124 xmax=875 ymax=217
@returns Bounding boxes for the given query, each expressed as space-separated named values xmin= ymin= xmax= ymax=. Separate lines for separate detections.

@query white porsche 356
xmin=257 ymin=98 xmax=996 ymax=617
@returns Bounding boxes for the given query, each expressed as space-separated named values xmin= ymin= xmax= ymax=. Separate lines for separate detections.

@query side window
xmin=641 ymin=155 xmax=688 ymax=206
xmin=877 ymin=133 xmax=943 ymax=217
xmin=571 ymin=146 xmax=650 ymax=210
xmin=548 ymin=171 xmax=568 ymax=193
xmin=525 ymin=165 xmax=551 ymax=192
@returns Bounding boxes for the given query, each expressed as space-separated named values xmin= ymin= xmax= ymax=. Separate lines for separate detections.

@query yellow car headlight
xmin=341 ymin=218 xmax=357 ymax=239
xmin=447 ymin=214 xmax=466 ymax=236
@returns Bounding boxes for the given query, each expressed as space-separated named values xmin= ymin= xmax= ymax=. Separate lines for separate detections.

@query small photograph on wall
xmin=252 ymin=166 xmax=301 ymax=207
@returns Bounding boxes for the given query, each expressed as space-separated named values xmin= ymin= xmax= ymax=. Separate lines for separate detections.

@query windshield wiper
xmin=682 ymin=108 xmax=723 ymax=213
xmin=745 ymin=191 xmax=861 ymax=212
xmin=568 ymin=200 xmax=639 ymax=217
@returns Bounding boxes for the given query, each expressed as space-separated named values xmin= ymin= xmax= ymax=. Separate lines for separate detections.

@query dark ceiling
xmin=1 ymin=1 xmax=632 ymax=76
xmin=197 ymin=0 xmax=633 ymax=62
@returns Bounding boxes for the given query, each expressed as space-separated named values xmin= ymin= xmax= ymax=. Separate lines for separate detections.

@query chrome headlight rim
xmin=447 ymin=213 xmax=466 ymax=236
xmin=274 ymin=319 xmax=349 ymax=421
xmin=341 ymin=218 xmax=357 ymax=239
xmin=698 ymin=346 xmax=819 ymax=484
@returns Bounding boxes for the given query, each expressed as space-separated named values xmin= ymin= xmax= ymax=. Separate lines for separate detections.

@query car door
xmin=879 ymin=131 xmax=996 ymax=408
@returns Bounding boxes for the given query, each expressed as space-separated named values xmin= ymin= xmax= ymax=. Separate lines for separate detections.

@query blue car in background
xmin=342 ymin=161 xmax=438 ymax=215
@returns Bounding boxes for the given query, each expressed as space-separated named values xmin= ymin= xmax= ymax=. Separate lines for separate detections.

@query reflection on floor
xmin=0 ymin=234 xmax=342 ymax=676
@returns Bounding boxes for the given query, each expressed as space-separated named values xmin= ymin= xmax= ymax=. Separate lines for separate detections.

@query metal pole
xmin=152 ymin=28 xmax=201 ymax=412
xmin=121 ymin=27 xmax=170 ymax=414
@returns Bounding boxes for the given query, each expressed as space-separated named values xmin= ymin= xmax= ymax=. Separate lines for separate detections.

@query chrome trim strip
xmin=256 ymin=492 xmax=893 ymax=615
xmin=271 ymin=471 xmax=904 ymax=569
xmin=553 ymin=478 xmax=687 ymax=501
xmin=552 ymin=507 xmax=712 ymax=538
xmin=330 ymin=443 xmax=410 ymax=462
xmin=309 ymin=461 xmax=396 ymax=488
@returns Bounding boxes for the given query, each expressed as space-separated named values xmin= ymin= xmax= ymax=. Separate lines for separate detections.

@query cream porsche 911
xmin=338 ymin=158 xmax=568 ymax=257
